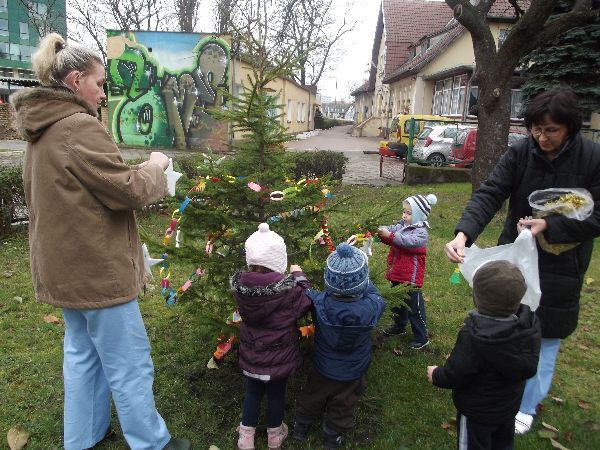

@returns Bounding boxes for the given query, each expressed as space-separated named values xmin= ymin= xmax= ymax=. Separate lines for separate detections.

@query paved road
xmin=0 ymin=125 xmax=404 ymax=185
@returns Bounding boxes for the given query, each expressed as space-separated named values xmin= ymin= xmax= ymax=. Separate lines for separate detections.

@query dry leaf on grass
xmin=550 ymin=438 xmax=570 ymax=450
xmin=552 ymin=397 xmax=564 ymax=405
xmin=43 ymin=314 xmax=61 ymax=324
xmin=542 ymin=422 xmax=559 ymax=432
xmin=578 ymin=400 xmax=592 ymax=410
xmin=585 ymin=277 xmax=594 ymax=285
xmin=3 ymin=271 xmax=13 ymax=278
xmin=7 ymin=426 xmax=29 ymax=450
xmin=538 ymin=429 xmax=558 ymax=439
xmin=440 ymin=422 xmax=451 ymax=430
xmin=581 ymin=420 xmax=600 ymax=431
xmin=577 ymin=344 xmax=589 ymax=351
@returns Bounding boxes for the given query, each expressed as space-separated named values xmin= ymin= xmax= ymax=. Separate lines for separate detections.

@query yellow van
xmin=388 ymin=114 xmax=449 ymax=146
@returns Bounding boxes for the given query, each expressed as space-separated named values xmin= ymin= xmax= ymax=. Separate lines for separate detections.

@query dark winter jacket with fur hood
xmin=231 ymin=270 xmax=312 ymax=381
xmin=432 ymin=305 xmax=541 ymax=424
xmin=10 ymin=86 xmax=167 ymax=309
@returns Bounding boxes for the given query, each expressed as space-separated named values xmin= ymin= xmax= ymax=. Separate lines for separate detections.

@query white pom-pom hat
xmin=405 ymin=194 xmax=438 ymax=225
xmin=245 ymin=223 xmax=287 ymax=273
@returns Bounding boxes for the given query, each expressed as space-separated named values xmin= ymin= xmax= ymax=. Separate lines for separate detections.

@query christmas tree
xmin=158 ymin=34 xmax=334 ymax=358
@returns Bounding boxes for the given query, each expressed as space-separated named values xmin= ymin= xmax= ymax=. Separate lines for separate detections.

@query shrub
xmin=286 ymin=150 xmax=348 ymax=181
xmin=314 ymin=107 xmax=325 ymax=129
xmin=0 ymin=165 xmax=25 ymax=237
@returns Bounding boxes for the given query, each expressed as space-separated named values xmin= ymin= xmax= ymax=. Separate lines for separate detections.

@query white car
xmin=411 ymin=124 xmax=476 ymax=166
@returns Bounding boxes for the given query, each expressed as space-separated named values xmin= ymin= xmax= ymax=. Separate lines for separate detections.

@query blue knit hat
xmin=324 ymin=243 xmax=369 ymax=296
xmin=405 ymin=193 xmax=437 ymax=225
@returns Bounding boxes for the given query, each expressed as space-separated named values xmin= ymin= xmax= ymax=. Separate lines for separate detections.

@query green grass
xmin=1 ymin=183 xmax=600 ymax=449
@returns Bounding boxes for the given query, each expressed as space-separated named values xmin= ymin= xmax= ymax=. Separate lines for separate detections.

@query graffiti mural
xmin=106 ymin=30 xmax=231 ymax=150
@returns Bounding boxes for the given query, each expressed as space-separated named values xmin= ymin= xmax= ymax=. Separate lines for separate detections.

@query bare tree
xmin=446 ymin=0 xmax=598 ymax=190
xmin=104 ymin=0 xmax=168 ymax=31
xmin=173 ymin=0 xmax=201 ymax=32
xmin=274 ymin=0 xmax=355 ymax=86
xmin=69 ymin=0 xmax=108 ymax=64
xmin=17 ymin=0 xmax=65 ymax=38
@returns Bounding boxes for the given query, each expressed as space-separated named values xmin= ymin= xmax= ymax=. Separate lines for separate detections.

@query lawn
xmin=1 ymin=182 xmax=599 ymax=450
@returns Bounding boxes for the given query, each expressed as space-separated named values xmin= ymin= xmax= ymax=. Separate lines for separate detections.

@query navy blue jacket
xmin=307 ymin=282 xmax=385 ymax=381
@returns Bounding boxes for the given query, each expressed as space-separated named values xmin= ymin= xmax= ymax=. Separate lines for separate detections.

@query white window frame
xmin=19 ymin=22 xmax=30 ymax=41
xmin=287 ymin=99 xmax=292 ymax=123
xmin=0 ymin=19 xmax=8 ymax=37
xmin=510 ymin=89 xmax=523 ymax=120
xmin=0 ymin=0 xmax=7 ymax=13
xmin=297 ymin=101 xmax=301 ymax=122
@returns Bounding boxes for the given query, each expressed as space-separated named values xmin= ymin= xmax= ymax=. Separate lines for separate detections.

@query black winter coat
xmin=432 ymin=305 xmax=541 ymax=424
xmin=456 ymin=134 xmax=600 ymax=338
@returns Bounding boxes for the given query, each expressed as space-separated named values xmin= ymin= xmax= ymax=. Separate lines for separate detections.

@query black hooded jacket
xmin=432 ymin=305 xmax=541 ymax=424
xmin=456 ymin=134 xmax=600 ymax=338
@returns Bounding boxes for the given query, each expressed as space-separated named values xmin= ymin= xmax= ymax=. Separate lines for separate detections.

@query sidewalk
xmin=0 ymin=126 xmax=403 ymax=185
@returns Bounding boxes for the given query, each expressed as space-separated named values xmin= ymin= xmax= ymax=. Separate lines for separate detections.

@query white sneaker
xmin=514 ymin=411 xmax=534 ymax=435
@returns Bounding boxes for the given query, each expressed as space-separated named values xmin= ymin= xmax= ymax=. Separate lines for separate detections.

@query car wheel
xmin=427 ymin=153 xmax=445 ymax=167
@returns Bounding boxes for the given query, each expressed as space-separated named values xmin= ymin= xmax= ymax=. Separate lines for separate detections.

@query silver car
xmin=411 ymin=124 xmax=476 ymax=166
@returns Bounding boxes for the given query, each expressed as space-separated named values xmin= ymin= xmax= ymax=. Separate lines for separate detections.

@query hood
xmin=10 ymin=86 xmax=97 ymax=143
xmin=466 ymin=304 xmax=540 ymax=381
xmin=230 ymin=271 xmax=297 ymax=323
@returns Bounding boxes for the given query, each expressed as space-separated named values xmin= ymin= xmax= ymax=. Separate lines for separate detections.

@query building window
xmin=0 ymin=0 xmax=7 ymax=13
xmin=0 ymin=42 xmax=8 ymax=60
xmin=301 ymin=103 xmax=305 ymax=122
xmin=498 ymin=30 xmax=510 ymax=49
xmin=10 ymin=44 xmax=21 ymax=61
xmin=297 ymin=101 xmax=301 ymax=122
xmin=287 ymin=99 xmax=292 ymax=122
xmin=20 ymin=23 xmax=30 ymax=41
xmin=20 ymin=46 xmax=32 ymax=62
xmin=433 ymin=81 xmax=443 ymax=114
xmin=0 ymin=19 xmax=8 ymax=37
xmin=36 ymin=2 xmax=47 ymax=15
xmin=450 ymin=75 xmax=467 ymax=115
xmin=510 ymin=89 xmax=523 ymax=119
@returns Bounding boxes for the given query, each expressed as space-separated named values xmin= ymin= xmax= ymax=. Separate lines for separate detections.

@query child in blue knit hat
xmin=293 ymin=243 xmax=385 ymax=448
xmin=378 ymin=193 xmax=437 ymax=349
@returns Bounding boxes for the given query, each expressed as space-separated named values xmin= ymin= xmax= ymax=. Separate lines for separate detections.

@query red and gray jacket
xmin=379 ymin=221 xmax=428 ymax=287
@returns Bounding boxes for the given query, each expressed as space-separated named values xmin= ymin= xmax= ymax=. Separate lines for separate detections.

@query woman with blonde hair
xmin=11 ymin=33 xmax=191 ymax=450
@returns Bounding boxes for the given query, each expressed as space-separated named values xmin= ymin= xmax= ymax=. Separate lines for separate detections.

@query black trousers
xmin=457 ymin=413 xmax=514 ymax=450
xmin=296 ymin=367 xmax=366 ymax=433
xmin=241 ymin=376 xmax=288 ymax=428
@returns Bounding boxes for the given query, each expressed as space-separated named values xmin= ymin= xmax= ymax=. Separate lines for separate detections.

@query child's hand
xmin=427 ymin=365 xmax=437 ymax=383
xmin=290 ymin=264 xmax=302 ymax=273
xmin=516 ymin=216 xmax=531 ymax=234
xmin=377 ymin=227 xmax=391 ymax=239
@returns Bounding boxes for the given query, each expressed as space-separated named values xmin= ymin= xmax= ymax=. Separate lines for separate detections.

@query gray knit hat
xmin=324 ymin=243 xmax=369 ymax=296
xmin=405 ymin=193 xmax=437 ymax=224
xmin=473 ymin=260 xmax=526 ymax=317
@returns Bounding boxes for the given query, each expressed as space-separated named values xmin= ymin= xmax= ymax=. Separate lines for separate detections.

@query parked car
xmin=411 ymin=124 xmax=476 ymax=166
xmin=387 ymin=114 xmax=450 ymax=146
xmin=448 ymin=128 xmax=528 ymax=167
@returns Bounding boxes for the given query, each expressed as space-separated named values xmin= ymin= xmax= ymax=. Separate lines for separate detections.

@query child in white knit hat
xmin=231 ymin=223 xmax=312 ymax=450
xmin=377 ymin=193 xmax=437 ymax=349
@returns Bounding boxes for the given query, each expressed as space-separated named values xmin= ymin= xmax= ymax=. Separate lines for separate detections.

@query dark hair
xmin=523 ymin=89 xmax=582 ymax=136
xmin=248 ymin=265 xmax=273 ymax=273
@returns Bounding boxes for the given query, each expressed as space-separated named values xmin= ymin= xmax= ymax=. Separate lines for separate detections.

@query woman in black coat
xmin=444 ymin=89 xmax=600 ymax=434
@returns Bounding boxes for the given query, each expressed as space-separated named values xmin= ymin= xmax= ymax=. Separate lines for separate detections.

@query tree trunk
xmin=472 ymin=77 xmax=513 ymax=191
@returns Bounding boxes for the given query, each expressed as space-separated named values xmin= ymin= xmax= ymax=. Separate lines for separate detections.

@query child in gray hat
xmin=427 ymin=260 xmax=541 ymax=450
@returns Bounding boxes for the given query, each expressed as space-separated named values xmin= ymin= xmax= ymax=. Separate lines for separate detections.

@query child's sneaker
xmin=293 ymin=418 xmax=313 ymax=441
xmin=322 ymin=422 xmax=344 ymax=449
xmin=514 ymin=411 xmax=534 ymax=435
xmin=236 ymin=423 xmax=256 ymax=450
xmin=267 ymin=422 xmax=288 ymax=449
xmin=382 ymin=322 xmax=406 ymax=336
xmin=408 ymin=340 xmax=429 ymax=350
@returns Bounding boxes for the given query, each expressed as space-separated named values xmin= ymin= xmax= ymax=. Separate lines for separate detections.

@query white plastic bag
xmin=459 ymin=229 xmax=541 ymax=311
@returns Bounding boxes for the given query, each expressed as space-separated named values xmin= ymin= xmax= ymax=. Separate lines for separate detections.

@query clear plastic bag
xmin=460 ymin=229 xmax=540 ymax=311
xmin=528 ymin=188 xmax=594 ymax=255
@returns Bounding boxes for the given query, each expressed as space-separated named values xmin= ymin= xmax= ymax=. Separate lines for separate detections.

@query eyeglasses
xmin=530 ymin=126 xmax=565 ymax=138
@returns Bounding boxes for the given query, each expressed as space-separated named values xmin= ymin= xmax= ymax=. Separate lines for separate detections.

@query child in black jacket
xmin=427 ymin=260 xmax=541 ymax=450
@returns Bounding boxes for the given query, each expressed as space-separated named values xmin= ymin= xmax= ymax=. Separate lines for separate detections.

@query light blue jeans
xmin=519 ymin=338 xmax=561 ymax=416
xmin=62 ymin=300 xmax=171 ymax=450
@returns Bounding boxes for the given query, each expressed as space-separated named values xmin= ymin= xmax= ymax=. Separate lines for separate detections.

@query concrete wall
xmin=234 ymin=62 xmax=316 ymax=135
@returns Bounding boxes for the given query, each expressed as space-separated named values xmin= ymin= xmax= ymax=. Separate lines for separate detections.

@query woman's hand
xmin=518 ymin=217 xmax=547 ymax=237
xmin=290 ymin=264 xmax=302 ymax=273
xmin=427 ymin=365 xmax=437 ymax=383
xmin=444 ymin=232 xmax=468 ymax=263
xmin=377 ymin=227 xmax=391 ymax=239
xmin=149 ymin=152 xmax=170 ymax=170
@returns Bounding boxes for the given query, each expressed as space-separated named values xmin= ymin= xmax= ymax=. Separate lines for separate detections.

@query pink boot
xmin=236 ymin=423 xmax=256 ymax=450
xmin=267 ymin=422 xmax=288 ymax=449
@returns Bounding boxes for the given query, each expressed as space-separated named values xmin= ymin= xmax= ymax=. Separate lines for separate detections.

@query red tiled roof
xmin=488 ymin=0 xmax=530 ymax=19
xmin=382 ymin=0 xmax=454 ymax=75
xmin=383 ymin=22 xmax=466 ymax=83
